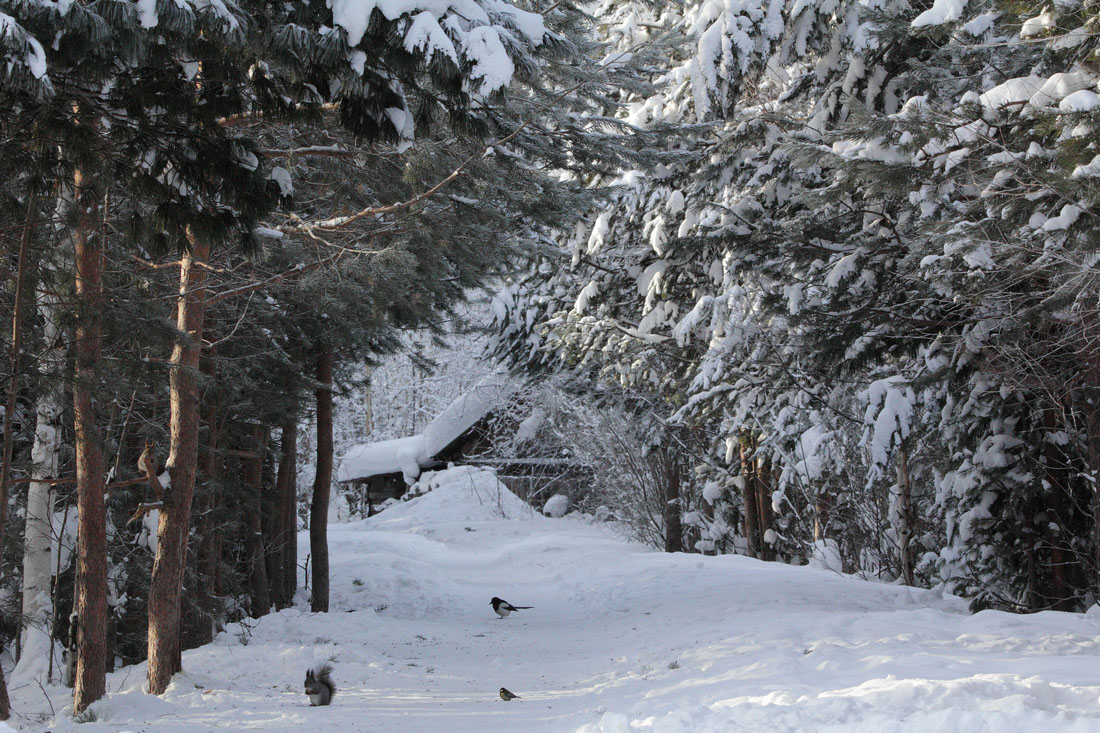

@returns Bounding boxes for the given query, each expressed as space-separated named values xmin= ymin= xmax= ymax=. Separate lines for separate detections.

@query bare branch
xmin=127 ymin=501 xmax=164 ymax=526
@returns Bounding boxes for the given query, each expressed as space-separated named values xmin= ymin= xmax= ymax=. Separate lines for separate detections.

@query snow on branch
xmin=860 ymin=376 xmax=916 ymax=480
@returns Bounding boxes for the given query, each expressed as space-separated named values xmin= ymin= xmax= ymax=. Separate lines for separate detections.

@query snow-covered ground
xmin=12 ymin=466 xmax=1100 ymax=731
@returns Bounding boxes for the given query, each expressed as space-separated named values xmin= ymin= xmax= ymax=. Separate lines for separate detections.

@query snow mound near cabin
xmin=369 ymin=465 xmax=540 ymax=527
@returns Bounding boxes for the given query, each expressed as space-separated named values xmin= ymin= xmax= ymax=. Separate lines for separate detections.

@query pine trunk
xmin=278 ymin=415 xmax=298 ymax=607
xmin=72 ymin=177 xmax=107 ymax=713
xmin=1042 ymin=407 xmax=1073 ymax=610
xmin=246 ymin=426 xmax=271 ymax=617
xmin=1088 ymin=408 xmax=1100 ymax=603
xmin=895 ymin=445 xmax=915 ymax=586
xmin=310 ymin=347 xmax=334 ymax=613
xmin=739 ymin=431 xmax=760 ymax=559
xmin=262 ymin=492 xmax=280 ymax=607
xmin=192 ymin=348 xmax=220 ymax=646
xmin=1024 ymin=500 xmax=1040 ymax=610
xmin=755 ymin=455 xmax=775 ymax=561
xmin=148 ymin=231 xmax=210 ymax=695
xmin=363 ymin=364 xmax=374 ymax=436
xmin=270 ymin=411 xmax=297 ymax=609
xmin=814 ymin=493 xmax=831 ymax=543
xmin=663 ymin=452 xmax=682 ymax=553
xmin=264 ymin=460 xmax=284 ymax=610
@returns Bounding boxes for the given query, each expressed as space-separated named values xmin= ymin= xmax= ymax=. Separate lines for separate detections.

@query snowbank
xmin=20 ymin=460 xmax=1100 ymax=733
xmin=371 ymin=465 xmax=538 ymax=525
xmin=542 ymin=493 xmax=570 ymax=518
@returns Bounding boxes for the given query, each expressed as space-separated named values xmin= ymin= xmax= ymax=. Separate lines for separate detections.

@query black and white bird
xmin=490 ymin=596 xmax=532 ymax=618
xmin=499 ymin=687 xmax=521 ymax=701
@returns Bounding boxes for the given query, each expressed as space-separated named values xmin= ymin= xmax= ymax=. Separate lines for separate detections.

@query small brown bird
xmin=499 ymin=687 xmax=521 ymax=701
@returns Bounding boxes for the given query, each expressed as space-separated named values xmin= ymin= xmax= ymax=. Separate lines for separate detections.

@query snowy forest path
xmin=20 ymin=471 xmax=1100 ymax=731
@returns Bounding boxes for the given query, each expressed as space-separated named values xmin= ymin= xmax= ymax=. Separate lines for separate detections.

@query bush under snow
xmin=542 ymin=493 xmax=570 ymax=518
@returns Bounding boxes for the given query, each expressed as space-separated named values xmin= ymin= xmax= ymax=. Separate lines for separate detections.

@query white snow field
xmin=13 ymin=466 xmax=1100 ymax=732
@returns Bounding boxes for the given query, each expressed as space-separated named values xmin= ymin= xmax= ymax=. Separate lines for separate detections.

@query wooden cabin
xmin=336 ymin=375 xmax=593 ymax=515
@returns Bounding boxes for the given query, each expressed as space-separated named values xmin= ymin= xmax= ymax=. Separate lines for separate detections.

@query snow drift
xmin=15 ymin=464 xmax=1100 ymax=732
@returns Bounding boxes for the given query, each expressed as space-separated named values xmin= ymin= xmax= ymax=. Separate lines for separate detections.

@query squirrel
xmin=304 ymin=662 xmax=336 ymax=706
xmin=137 ymin=441 xmax=157 ymax=479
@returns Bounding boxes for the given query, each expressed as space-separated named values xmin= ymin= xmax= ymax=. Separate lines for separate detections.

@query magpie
xmin=499 ymin=687 xmax=521 ymax=701
xmin=490 ymin=596 xmax=532 ymax=618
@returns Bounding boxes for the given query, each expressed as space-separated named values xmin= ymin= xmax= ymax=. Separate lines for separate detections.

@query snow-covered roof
xmin=422 ymin=375 xmax=515 ymax=458
xmin=336 ymin=435 xmax=427 ymax=483
xmin=337 ymin=374 xmax=517 ymax=483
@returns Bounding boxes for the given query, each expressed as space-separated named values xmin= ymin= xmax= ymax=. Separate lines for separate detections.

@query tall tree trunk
xmin=739 ymin=430 xmax=760 ymax=559
xmin=148 ymin=231 xmax=210 ymax=695
xmin=1042 ymin=406 xmax=1073 ymax=610
xmin=269 ymin=409 xmax=297 ymax=610
xmin=246 ymin=426 xmax=271 ymax=617
xmin=277 ymin=413 xmax=298 ymax=608
xmin=192 ymin=347 xmax=220 ymax=646
xmin=814 ymin=493 xmax=831 ymax=543
xmin=1023 ymin=500 xmax=1040 ymax=610
xmin=72 ymin=177 xmax=107 ymax=713
xmin=363 ymin=364 xmax=374 ymax=436
xmin=310 ymin=347 xmax=334 ymax=613
xmin=895 ymin=445 xmax=916 ymax=586
xmin=0 ymin=188 xmax=41 ymax=718
xmin=755 ymin=455 xmax=775 ymax=561
xmin=263 ymin=459 xmax=283 ymax=610
xmin=663 ymin=450 xmax=682 ymax=553
xmin=15 ymin=249 xmax=64 ymax=684
xmin=262 ymin=413 xmax=287 ymax=609
xmin=1088 ymin=407 xmax=1100 ymax=603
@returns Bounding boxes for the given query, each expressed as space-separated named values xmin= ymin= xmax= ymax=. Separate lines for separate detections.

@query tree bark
xmin=263 ymin=454 xmax=284 ymax=610
xmin=895 ymin=445 xmax=916 ymax=586
xmin=148 ymin=230 xmax=210 ymax=695
xmin=739 ymin=431 xmax=760 ymax=559
xmin=72 ymin=177 xmax=107 ymax=713
xmin=363 ymin=364 xmax=374 ymax=436
xmin=663 ymin=450 xmax=682 ymax=553
xmin=1024 ymin=500 xmax=1040 ymax=610
xmin=1042 ymin=406 xmax=1073 ymax=610
xmin=310 ymin=347 xmax=334 ymax=612
xmin=246 ymin=425 xmax=271 ymax=617
xmin=15 ymin=243 xmax=64 ymax=684
xmin=814 ymin=496 xmax=830 ymax=542
xmin=1088 ymin=408 xmax=1100 ymax=604
xmin=814 ymin=490 xmax=831 ymax=543
xmin=263 ymin=469 xmax=280 ymax=608
xmin=278 ymin=414 xmax=298 ymax=607
xmin=0 ymin=188 xmax=41 ymax=718
xmin=755 ymin=455 xmax=775 ymax=562
xmin=270 ymin=411 xmax=297 ymax=609
xmin=192 ymin=347 xmax=220 ymax=646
